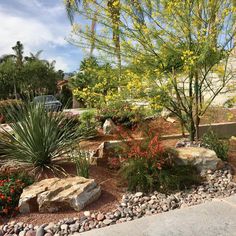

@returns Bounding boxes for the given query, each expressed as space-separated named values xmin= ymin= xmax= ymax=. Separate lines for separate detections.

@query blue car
xmin=33 ymin=95 xmax=62 ymax=112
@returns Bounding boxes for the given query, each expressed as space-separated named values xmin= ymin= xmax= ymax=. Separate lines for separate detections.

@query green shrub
xmin=71 ymin=150 xmax=90 ymax=178
xmin=119 ymin=157 xmax=154 ymax=192
xmin=0 ymin=103 xmax=82 ymax=176
xmin=0 ymin=171 xmax=33 ymax=217
xmin=77 ymin=110 xmax=98 ymax=139
xmin=158 ymin=165 xmax=202 ymax=193
xmin=98 ymin=100 xmax=145 ymax=128
xmin=202 ymin=129 xmax=228 ymax=161
xmin=119 ymin=131 xmax=202 ymax=193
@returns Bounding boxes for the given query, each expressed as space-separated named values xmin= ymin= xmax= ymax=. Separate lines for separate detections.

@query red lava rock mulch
xmin=7 ymin=165 xmax=124 ymax=226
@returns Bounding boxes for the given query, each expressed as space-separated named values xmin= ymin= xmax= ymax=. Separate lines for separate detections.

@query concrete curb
xmin=80 ymin=195 xmax=236 ymax=236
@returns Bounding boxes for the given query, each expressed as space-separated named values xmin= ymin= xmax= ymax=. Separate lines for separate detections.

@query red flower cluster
xmin=0 ymin=175 xmax=30 ymax=217
xmin=128 ymin=134 xmax=165 ymax=169
xmin=116 ymin=125 xmax=167 ymax=171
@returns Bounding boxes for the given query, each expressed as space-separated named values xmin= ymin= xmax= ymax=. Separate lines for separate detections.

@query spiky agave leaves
xmin=0 ymin=103 xmax=81 ymax=178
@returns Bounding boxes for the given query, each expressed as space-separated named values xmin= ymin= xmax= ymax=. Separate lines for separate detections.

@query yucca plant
xmin=0 ymin=103 xmax=81 ymax=177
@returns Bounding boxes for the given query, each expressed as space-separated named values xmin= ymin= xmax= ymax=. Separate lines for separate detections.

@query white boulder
xmin=175 ymin=147 xmax=223 ymax=172
xmin=103 ymin=118 xmax=116 ymax=135
xmin=19 ymin=177 xmax=101 ymax=213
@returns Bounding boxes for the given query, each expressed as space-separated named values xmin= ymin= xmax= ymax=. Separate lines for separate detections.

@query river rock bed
xmin=1 ymin=168 xmax=236 ymax=236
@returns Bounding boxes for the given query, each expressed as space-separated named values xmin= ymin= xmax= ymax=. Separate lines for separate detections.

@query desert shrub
xmin=77 ymin=110 xmax=98 ymax=139
xmin=119 ymin=157 xmax=154 ymax=192
xmin=158 ymin=165 xmax=201 ymax=193
xmin=98 ymin=100 xmax=145 ymax=128
xmin=0 ymin=103 xmax=82 ymax=177
xmin=0 ymin=99 xmax=23 ymax=123
xmin=119 ymin=129 xmax=202 ymax=193
xmin=202 ymin=129 xmax=228 ymax=161
xmin=0 ymin=171 xmax=33 ymax=217
xmin=63 ymin=111 xmax=98 ymax=140
xmin=119 ymin=132 xmax=166 ymax=192
xmin=71 ymin=150 xmax=90 ymax=178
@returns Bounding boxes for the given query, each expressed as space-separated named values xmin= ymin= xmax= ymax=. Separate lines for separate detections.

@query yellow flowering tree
xmin=69 ymin=57 xmax=118 ymax=107
xmin=67 ymin=0 xmax=236 ymax=141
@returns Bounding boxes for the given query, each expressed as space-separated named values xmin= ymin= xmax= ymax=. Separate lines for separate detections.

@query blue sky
xmin=0 ymin=0 xmax=84 ymax=72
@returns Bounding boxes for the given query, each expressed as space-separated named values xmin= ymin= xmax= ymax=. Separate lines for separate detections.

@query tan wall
xmin=199 ymin=122 xmax=236 ymax=138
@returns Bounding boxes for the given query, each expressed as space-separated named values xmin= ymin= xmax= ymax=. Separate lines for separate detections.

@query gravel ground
xmin=1 ymin=167 xmax=236 ymax=236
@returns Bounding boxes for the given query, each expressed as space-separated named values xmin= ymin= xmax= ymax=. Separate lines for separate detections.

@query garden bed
xmin=1 ymin=166 xmax=236 ymax=235
xmin=1 ymin=106 xmax=236 ymax=234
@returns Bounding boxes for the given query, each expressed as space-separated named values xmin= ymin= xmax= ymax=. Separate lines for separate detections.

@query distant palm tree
xmin=0 ymin=41 xmax=24 ymax=66
xmin=65 ymin=0 xmax=121 ymax=89
xmin=65 ymin=0 xmax=97 ymax=57
xmin=0 ymin=41 xmax=25 ymax=98
xmin=25 ymin=50 xmax=43 ymax=62
xmin=45 ymin=60 xmax=56 ymax=70
xmin=25 ymin=50 xmax=55 ymax=70
xmin=12 ymin=41 xmax=24 ymax=68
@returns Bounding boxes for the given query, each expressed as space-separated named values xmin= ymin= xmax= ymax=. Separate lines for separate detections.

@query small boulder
xmin=19 ymin=177 xmax=101 ymax=213
xmin=161 ymin=109 xmax=171 ymax=118
xmin=175 ymin=147 xmax=223 ymax=172
xmin=103 ymin=118 xmax=116 ymax=135
xmin=166 ymin=117 xmax=176 ymax=123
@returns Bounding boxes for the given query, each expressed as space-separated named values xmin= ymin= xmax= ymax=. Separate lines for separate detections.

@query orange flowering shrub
xmin=0 ymin=172 xmax=33 ymax=217
xmin=117 ymin=126 xmax=201 ymax=193
xmin=115 ymin=126 xmax=173 ymax=192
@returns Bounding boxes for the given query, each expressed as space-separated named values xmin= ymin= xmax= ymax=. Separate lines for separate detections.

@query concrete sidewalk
xmin=81 ymin=195 xmax=236 ymax=236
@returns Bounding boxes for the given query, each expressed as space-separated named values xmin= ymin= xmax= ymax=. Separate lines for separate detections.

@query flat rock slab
xmin=175 ymin=147 xmax=223 ymax=171
xmin=19 ymin=177 xmax=101 ymax=213
xmin=81 ymin=195 xmax=236 ymax=236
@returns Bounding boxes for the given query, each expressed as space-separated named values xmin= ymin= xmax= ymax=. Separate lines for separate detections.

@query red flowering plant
xmin=0 ymin=170 xmax=33 ymax=217
xmin=117 ymin=125 xmax=202 ymax=193
xmin=116 ymin=125 xmax=174 ymax=192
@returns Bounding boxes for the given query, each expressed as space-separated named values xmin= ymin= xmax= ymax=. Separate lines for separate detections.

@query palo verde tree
xmin=69 ymin=57 xmax=118 ymax=107
xmin=68 ymin=0 xmax=236 ymax=141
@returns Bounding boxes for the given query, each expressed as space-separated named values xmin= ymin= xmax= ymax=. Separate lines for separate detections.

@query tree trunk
xmin=189 ymin=73 xmax=195 ymax=142
xmin=195 ymin=71 xmax=200 ymax=140
xmin=189 ymin=118 xmax=196 ymax=142
xmin=181 ymin=120 xmax=185 ymax=137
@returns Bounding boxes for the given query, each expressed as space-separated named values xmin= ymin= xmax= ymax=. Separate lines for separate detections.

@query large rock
xmin=19 ymin=177 xmax=101 ymax=213
xmin=103 ymin=118 xmax=117 ymax=135
xmin=175 ymin=147 xmax=223 ymax=172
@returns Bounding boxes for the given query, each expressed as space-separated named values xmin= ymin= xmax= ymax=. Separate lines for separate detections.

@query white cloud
xmin=0 ymin=0 xmax=82 ymax=72
xmin=0 ymin=3 xmax=68 ymax=52
xmin=0 ymin=13 xmax=64 ymax=54
xmin=0 ymin=1 xmax=78 ymax=72
xmin=46 ymin=56 xmax=70 ymax=71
